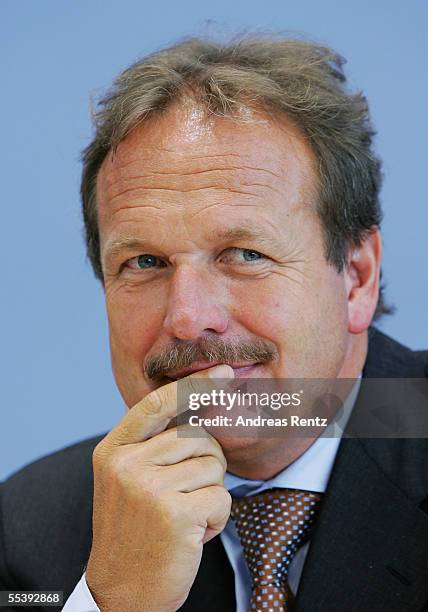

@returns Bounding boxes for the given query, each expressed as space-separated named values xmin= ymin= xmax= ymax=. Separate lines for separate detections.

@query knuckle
xmin=205 ymin=430 xmax=222 ymax=450
xmin=138 ymin=469 xmax=162 ymax=494
xmin=101 ymin=452 xmax=157 ymax=494
xmin=217 ymin=486 xmax=232 ymax=509
xmin=141 ymin=389 xmax=163 ymax=416
xmin=103 ymin=449 xmax=136 ymax=481
xmin=185 ymin=375 xmax=204 ymax=401
xmin=204 ymin=436 xmax=226 ymax=469
xmin=201 ymin=431 xmax=217 ymax=450
xmin=154 ymin=492 xmax=184 ymax=526
xmin=92 ymin=448 xmax=133 ymax=490
xmin=101 ymin=452 xmax=129 ymax=483
xmin=160 ymin=495 xmax=180 ymax=520
xmin=107 ymin=451 xmax=128 ymax=474
xmin=219 ymin=494 xmax=233 ymax=525
xmin=217 ymin=458 xmax=227 ymax=477
xmin=207 ymin=456 xmax=225 ymax=478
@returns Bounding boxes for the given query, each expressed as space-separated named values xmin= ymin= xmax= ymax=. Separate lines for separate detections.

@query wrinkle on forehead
xmin=96 ymin=100 xmax=319 ymax=218
xmin=104 ymin=166 xmax=284 ymax=207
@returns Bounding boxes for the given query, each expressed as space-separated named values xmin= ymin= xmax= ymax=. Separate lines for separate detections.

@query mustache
xmin=145 ymin=337 xmax=278 ymax=381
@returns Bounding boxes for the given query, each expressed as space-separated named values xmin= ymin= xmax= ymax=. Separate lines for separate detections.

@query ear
xmin=344 ymin=229 xmax=382 ymax=334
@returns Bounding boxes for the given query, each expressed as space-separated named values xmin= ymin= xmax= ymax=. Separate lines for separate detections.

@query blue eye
xmin=138 ymin=255 xmax=157 ymax=268
xmin=242 ymin=249 xmax=263 ymax=261
xmin=136 ymin=254 xmax=164 ymax=269
xmin=123 ymin=253 xmax=167 ymax=272
xmin=220 ymin=248 xmax=266 ymax=264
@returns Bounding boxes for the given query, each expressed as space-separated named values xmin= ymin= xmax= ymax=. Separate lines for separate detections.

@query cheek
xmin=228 ymin=278 xmax=302 ymax=350
xmin=106 ymin=287 xmax=165 ymax=366
xmin=106 ymin=286 xmax=168 ymax=406
xmin=229 ymin=271 xmax=348 ymax=376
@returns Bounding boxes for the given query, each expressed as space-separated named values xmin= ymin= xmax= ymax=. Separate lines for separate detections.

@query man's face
xmin=97 ymin=102 xmax=351 ymax=414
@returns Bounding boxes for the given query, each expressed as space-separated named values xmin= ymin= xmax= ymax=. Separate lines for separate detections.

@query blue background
xmin=2 ymin=0 xmax=427 ymax=480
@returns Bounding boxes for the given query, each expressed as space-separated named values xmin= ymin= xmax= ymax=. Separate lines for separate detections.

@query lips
xmin=166 ymin=361 xmax=262 ymax=380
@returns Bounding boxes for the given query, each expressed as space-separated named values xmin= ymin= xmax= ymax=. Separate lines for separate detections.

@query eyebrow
xmin=209 ymin=226 xmax=271 ymax=242
xmin=103 ymin=223 xmax=281 ymax=264
xmin=208 ymin=224 xmax=282 ymax=249
xmin=103 ymin=236 xmax=152 ymax=264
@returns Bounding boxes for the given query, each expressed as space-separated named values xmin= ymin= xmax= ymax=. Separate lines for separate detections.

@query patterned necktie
xmin=231 ymin=488 xmax=322 ymax=612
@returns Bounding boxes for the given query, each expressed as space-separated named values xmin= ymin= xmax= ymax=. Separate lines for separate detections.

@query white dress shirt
xmin=62 ymin=377 xmax=361 ymax=611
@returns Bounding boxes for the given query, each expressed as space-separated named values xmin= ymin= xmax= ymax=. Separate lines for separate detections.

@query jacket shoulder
xmin=0 ymin=434 xmax=105 ymax=596
xmin=2 ymin=433 xmax=104 ymax=494
xmin=360 ymin=328 xmax=428 ymax=503
xmin=365 ymin=326 xmax=428 ymax=377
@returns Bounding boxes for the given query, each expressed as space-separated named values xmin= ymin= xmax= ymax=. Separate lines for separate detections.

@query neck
xmin=225 ymin=331 xmax=368 ymax=480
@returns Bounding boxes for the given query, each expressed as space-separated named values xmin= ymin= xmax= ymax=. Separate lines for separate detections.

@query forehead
xmin=96 ymin=101 xmax=319 ymax=259
xmin=98 ymin=99 xmax=316 ymax=190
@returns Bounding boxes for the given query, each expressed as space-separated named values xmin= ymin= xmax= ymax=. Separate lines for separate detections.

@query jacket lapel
xmin=294 ymin=437 xmax=428 ymax=611
xmin=295 ymin=327 xmax=428 ymax=610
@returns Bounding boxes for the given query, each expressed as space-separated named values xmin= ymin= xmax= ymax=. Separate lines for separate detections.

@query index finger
xmin=101 ymin=364 xmax=234 ymax=448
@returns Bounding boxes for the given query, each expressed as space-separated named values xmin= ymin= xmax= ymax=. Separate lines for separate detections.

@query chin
xmin=212 ymin=431 xmax=276 ymax=460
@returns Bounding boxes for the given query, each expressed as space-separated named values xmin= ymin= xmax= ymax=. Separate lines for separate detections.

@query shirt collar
xmin=224 ymin=375 xmax=361 ymax=496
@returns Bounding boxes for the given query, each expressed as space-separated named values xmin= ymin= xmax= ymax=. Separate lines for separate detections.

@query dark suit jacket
xmin=1 ymin=327 xmax=428 ymax=611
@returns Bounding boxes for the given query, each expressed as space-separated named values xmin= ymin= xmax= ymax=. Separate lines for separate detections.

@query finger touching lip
xmin=167 ymin=362 xmax=261 ymax=380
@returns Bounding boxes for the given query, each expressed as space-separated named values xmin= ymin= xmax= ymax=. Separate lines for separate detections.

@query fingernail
xmin=208 ymin=364 xmax=235 ymax=379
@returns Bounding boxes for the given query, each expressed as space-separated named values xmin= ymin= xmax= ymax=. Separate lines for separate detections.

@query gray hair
xmin=81 ymin=35 xmax=391 ymax=318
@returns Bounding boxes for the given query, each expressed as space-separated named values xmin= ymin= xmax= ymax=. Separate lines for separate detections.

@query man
xmin=1 ymin=35 xmax=427 ymax=612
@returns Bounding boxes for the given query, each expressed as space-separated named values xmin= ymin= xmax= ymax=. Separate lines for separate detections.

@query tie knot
xmin=231 ymin=488 xmax=322 ymax=590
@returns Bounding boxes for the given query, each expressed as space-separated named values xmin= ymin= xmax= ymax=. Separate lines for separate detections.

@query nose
xmin=163 ymin=264 xmax=229 ymax=340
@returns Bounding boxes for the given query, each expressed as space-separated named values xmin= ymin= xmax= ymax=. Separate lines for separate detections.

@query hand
xmin=85 ymin=364 xmax=234 ymax=612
